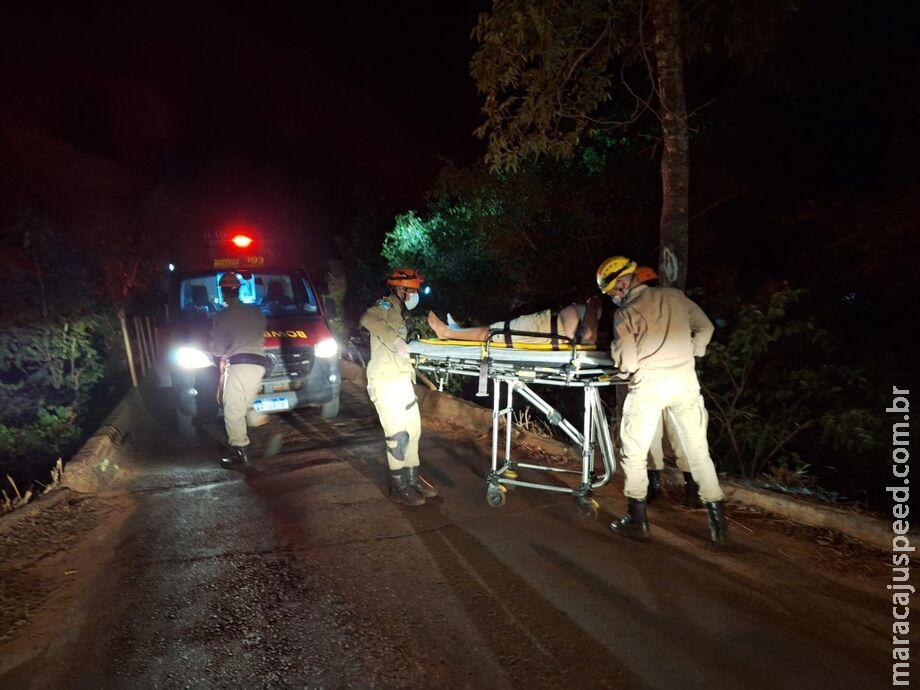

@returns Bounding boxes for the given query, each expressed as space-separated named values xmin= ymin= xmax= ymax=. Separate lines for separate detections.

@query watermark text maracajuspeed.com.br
xmin=889 ymin=386 xmax=910 ymax=685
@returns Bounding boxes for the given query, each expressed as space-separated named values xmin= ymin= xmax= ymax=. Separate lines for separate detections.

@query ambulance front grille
xmin=265 ymin=347 xmax=314 ymax=379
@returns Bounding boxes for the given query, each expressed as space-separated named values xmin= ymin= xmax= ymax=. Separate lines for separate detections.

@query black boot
xmin=682 ymin=472 xmax=703 ymax=509
xmin=609 ymin=498 xmax=650 ymax=540
xmin=406 ymin=466 xmax=438 ymax=498
xmin=705 ymin=500 xmax=730 ymax=545
xmin=221 ymin=445 xmax=249 ymax=468
xmin=646 ymin=470 xmax=662 ymax=503
xmin=389 ymin=469 xmax=426 ymax=506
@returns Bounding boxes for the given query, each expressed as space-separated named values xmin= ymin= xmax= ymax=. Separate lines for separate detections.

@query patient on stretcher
xmin=427 ymin=296 xmax=604 ymax=346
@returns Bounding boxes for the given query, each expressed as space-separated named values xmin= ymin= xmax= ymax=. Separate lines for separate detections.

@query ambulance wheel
xmin=486 ymin=484 xmax=507 ymax=508
xmin=576 ymin=497 xmax=599 ymax=520
xmin=320 ymin=395 xmax=340 ymax=419
xmin=176 ymin=410 xmax=196 ymax=439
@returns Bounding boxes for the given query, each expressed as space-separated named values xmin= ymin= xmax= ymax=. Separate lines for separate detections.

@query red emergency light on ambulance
xmin=163 ymin=224 xmax=341 ymax=437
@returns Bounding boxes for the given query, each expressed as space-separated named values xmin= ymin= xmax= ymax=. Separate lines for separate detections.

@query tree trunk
xmin=649 ymin=0 xmax=689 ymax=289
xmin=119 ymin=309 xmax=139 ymax=388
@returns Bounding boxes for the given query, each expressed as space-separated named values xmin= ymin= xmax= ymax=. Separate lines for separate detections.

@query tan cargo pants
xmin=620 ymin=375 xmax=724 ymax=502
xmin=222 ymin=363 xmax=266 ymax=447
xmin=646 ymin=409 xmax=708 ymax=473
xmin=367 ymin=377 xmax=421 ymax=471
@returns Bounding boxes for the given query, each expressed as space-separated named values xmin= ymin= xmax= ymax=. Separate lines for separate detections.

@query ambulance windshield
xmin=179 ymin=270 xmax=319 ymax=318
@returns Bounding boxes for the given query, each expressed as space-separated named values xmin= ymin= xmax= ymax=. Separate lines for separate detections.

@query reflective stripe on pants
xmin=367 ymin=377 xmax=421 ymax=471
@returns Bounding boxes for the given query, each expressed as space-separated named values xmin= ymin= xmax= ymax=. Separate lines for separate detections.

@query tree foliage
xmin=471 ymin=0 xmax=795 ymax=288
xmin=0 ymin=211 xmax=120 ymax=469
xmin=82 ymin=188 xmax=174 ymax=312
xmin=332 ymin=185 xmax=394 ymax=335
xmin=471 ymin=0 xmax=795 ymax=172
xmin=471 ymin=0 xmax=643 ymax=172
xmin=698 ymin=287 xmax=884 ymax=500
xmin=381 ymin=151 xmax=657 ymax=323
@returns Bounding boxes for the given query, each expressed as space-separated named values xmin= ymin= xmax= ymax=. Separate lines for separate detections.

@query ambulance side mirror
xmin=323 ymin=297 xmax=337 ymax=318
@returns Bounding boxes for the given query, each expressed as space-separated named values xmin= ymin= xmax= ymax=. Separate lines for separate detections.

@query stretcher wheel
xmin=576 ymin=497 xmax=599 ymax=520
xmin=486 ymin=484 xmax=508 ymax=508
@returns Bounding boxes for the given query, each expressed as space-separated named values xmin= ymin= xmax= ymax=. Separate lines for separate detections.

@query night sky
xmin=1 ymin=1 xmax=917 ymax=267
xmin=0 ymin=1 xmax=488 ymax=256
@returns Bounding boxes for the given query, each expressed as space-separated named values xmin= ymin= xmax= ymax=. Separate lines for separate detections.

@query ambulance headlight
xmin=314 ymin=337 xmax=338 ymax=359
xmin=174 ymin=347 xmax=215 ymax=370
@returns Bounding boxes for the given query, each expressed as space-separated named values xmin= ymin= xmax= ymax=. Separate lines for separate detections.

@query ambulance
xmin=163 ymin=226 xmax=341 ymax=437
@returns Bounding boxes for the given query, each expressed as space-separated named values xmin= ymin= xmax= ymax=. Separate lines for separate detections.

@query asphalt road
xmin=0 ymin=382 xmax=892 ymax=689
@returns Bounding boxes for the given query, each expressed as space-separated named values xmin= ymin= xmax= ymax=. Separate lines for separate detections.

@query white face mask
xmin=611 ymin=279 xmax=633 ymax=307
xmin=403 ymin=292 xmax=420 ymax=310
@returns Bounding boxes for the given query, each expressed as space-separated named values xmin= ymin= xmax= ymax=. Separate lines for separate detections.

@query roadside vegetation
xmin=0 ymin=199 xmax=169 ymax=508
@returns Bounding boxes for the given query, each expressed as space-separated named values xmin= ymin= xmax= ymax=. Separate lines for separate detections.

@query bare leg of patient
xmin=558 ymin=304 xmax=580 ymax=341
xmin=427 ymin=311 xmax=490 ymax=341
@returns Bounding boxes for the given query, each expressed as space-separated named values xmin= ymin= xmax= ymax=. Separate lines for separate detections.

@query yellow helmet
xmin=596 ymin=256 xmax=637 ymax=294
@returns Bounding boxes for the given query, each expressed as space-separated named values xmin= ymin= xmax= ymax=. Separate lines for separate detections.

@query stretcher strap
xmin=503 ymin=312 xmax=560 ymax=349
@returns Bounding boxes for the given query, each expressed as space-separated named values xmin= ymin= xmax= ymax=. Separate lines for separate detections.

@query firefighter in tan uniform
xmin=632 ymin=266 xmax=702 ymax=509
xmin=360 ymin=268 xmax=437 ymax=506
xmin=210 ymin=271 xmax=269 ymax=468
xmin=597 ymin=256 xmax=728 ymax=544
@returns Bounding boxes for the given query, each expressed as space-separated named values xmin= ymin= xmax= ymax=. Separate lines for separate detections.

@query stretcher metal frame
xmin=409 ymin=331 xmax=628 ymax=516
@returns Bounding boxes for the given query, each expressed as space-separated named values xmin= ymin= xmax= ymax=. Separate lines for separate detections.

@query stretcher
xmin=409 ymin=330 xmax=628 ymax=517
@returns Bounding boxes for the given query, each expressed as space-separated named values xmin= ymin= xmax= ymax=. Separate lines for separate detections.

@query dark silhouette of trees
xmin=471 ymin=0 xmax=795 ymax=288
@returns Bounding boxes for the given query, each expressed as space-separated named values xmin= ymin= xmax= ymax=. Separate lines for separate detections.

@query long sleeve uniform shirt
xmin=611 ymin=284 xmax=714 ymax=384
xmin=360 ymin=295 xmax=416 ymax=382
xmin=210 ymin=301 xmax=267 ymax=359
